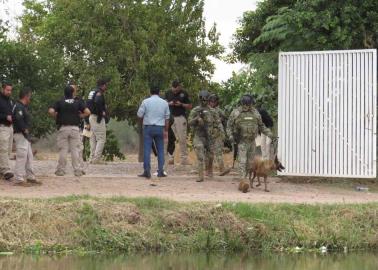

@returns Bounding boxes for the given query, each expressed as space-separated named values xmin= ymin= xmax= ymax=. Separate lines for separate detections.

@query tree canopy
xmin=225 ymin=0 xmax=377 ymax=122
xmin=0 ymin=35 xmax=65 ymax=137
xmin=19 ymin=0 xmax=223 ymax=125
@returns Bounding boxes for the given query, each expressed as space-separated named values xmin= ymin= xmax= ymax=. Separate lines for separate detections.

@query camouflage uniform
xmin=226 ymin=106 xmax=242 ymax=142
xmin=188 ymin=105 xmax=222 ymax=182
xmin=212 ymin=107 xmax=228 ymax=172
xmin=233 ymin=106 xmax=272 ymax=179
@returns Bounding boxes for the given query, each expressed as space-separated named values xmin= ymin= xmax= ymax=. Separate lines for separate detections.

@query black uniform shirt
xmin=0 ymin=93 xmax=14 ymax=126
xmin=13 ymin=101 xmax=32 ymax=133
xmin=165 ymin=89 xmax=191 ymax=117
xmin=87 ymin=89 xmax=107 ymax=123
xmin=52 ymin=97 xmax=86 ymax=127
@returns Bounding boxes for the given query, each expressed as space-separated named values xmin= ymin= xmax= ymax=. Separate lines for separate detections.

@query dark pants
xmin=167 ymin=125 xmax=176 ymax=155
xmin=143 ymin=125 xmax=164 ymax=174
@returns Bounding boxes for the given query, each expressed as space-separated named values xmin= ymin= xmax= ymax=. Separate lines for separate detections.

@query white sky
xmin=0 ymin=0 xmax=257 ymax=82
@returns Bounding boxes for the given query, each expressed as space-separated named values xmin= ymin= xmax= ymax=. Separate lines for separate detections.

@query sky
xmin=0 ymin=0 xmax=258 ymax=82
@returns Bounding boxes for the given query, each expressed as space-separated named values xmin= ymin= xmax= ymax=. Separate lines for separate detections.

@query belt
xmin=0 ymin=124 xmax=11 ymax=127
xmin=144 ymin=125 xmax=164 ymax=127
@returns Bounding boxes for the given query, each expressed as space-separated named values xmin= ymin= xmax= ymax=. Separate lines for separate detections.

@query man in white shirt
xmin=137 ymin=86 xmax=170 ymax=180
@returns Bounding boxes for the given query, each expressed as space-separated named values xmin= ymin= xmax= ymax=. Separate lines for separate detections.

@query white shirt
xmin=137 ymin=95 xmax=170 ymax=126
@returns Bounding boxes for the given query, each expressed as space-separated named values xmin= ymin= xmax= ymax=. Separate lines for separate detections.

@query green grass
xmin=0 ymin=196 xmax=377 ymax=254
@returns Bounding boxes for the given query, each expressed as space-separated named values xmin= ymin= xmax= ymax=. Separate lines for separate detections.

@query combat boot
xmin=55 ymin=170 xmax=65 ymax=177
xmin=13 ymin=181 xmax=32 ymax=187
xmin=27 ymin=176 xmax=42 ymax=185
xmin=74 ymin=170 xmax=84 ymax=177
xmin=196 ymin=168 xmax=204 ymax=182
xmin=4 ymin=172 xmax=14 ymax=181
xmin=218 ymin=163 xmax=231 ymax=176
xmin=219 ymin=167 xmax=231 ymax=176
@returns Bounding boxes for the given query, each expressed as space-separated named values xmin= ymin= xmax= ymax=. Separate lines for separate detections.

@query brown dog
xmin=248 ymin=155 xmax=285 ymax=192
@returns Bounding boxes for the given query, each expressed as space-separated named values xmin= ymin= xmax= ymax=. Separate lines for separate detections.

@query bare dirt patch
xmin=1 ymin=153 xmax=377 ymax=204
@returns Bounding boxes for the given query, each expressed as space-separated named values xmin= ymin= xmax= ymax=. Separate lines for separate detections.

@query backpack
xmin=235 ymin=110 xmax=259 ymax=141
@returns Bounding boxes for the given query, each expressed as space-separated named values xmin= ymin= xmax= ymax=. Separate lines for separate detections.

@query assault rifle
xmin=232 ymin=142 xmax=238 ymax=169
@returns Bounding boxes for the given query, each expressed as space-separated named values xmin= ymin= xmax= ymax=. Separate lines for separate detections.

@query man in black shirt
xmin=88 ymin=78 xmax=109 ymax=164
xmin=13 ymin=87 xmax=40 ymax=186
xmin=48 ymin=85 xmax=90 ymax=176
xmin=164 ymin=80 xmax=192 ymax=165
xmin=0 ymin=82 xmax=14 ymax=180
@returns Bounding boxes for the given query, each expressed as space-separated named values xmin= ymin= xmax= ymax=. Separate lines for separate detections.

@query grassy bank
xmin=0 ymin=196 xmax=377 ymax=253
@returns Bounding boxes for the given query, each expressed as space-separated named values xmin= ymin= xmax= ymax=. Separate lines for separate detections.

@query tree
xmin=0 ymin=37 xmax=66 ymax=138
xmin=19 ymin=0 xmax=223 ymax=125
xmin=231 ymin=0 xmax=294 ymax=63
xmin=228 ymin=0 xmax=378 ymax=122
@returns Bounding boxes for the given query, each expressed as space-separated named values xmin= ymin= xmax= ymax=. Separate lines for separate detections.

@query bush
xmin=83 ymin=130 xmax=125 ymax=161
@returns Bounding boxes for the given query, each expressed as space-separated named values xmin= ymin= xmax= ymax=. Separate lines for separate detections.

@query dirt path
xmin=1 ymin=156 xmax=377 ymax=204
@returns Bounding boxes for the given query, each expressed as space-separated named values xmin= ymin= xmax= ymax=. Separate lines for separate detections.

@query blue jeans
xmin=143 ymin=125 xmax=165 ymax=174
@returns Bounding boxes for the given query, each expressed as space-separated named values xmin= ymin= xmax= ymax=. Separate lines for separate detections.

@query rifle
xmin=232 ymin=142 xmax=238 ymax=169
xmin=198 ymin=109 xmax=210 ymax=152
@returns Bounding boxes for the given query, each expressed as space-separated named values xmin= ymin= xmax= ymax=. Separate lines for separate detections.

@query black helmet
xmin=208 ymin=94 xmax=219 ymax=103
xmin=198 ymin=90 xmax=210 ymax=101
xmin=240 ymin=94 xmax=253 ymax=106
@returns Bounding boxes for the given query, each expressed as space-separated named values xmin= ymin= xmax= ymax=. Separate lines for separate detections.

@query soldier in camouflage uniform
xmin=208 ymin=94 xmax=230 ymax=176
xmin=188 ymin=90 xmax=222 ymax=182
xmin=231 ymin=95 xmax=274 ymax=180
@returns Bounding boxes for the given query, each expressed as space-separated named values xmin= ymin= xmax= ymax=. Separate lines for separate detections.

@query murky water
xmin=0 ymin=252 xmax=377 ymax=270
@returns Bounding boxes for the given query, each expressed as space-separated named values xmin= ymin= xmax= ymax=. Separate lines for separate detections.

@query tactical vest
xmin=235 ymin=110 xmax=259 ymax=141
xmin=56 ymin=98 xmax=82 ymax=127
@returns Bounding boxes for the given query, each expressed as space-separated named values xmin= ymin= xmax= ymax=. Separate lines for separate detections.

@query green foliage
xmin=83 ymin=130 xmax=125 ymax=161
xmin=0 ymin=39 xmax=65 ymax=137
xmin=20 ymin=0 xmax=223 ymax=126
xmin=227 ymin=0 xmax=377 ymax=122
xmin=231 ymin=0 xmax=293 ymax=62
xmin=107 ymin=119 xmax=138 ymax=152
xmin=102 ymin=130 xmax=125 ymax=161
xmin=2 ymin=197 xmax=378 ymax=253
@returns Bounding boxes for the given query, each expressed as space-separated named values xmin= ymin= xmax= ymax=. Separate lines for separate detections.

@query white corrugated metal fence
xmin=278 ymin=49 xmax=377 ymax=178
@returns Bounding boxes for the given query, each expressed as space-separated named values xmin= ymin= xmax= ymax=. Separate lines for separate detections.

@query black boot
xmin=138 ymin=172 xmax=151 ymax=179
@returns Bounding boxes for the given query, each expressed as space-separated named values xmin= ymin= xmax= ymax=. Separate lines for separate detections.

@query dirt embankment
xmin=0 ymin=197 xmax=377 ymax=253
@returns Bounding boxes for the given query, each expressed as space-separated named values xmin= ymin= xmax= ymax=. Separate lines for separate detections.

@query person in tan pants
xmin=70 ymin=81 xmax=87 ymax=174
xmin=86 ymin=79 xmax=109 ymax=164
xmin=12 ymin=87 xmax=41 ymax=186
xmin=0 ymin=82 xmax=14 ymax=181
xmin=164 ymin=80 xmax=192 ymax=166
xmin=49 ymin=85 xmax=90 ymax=176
